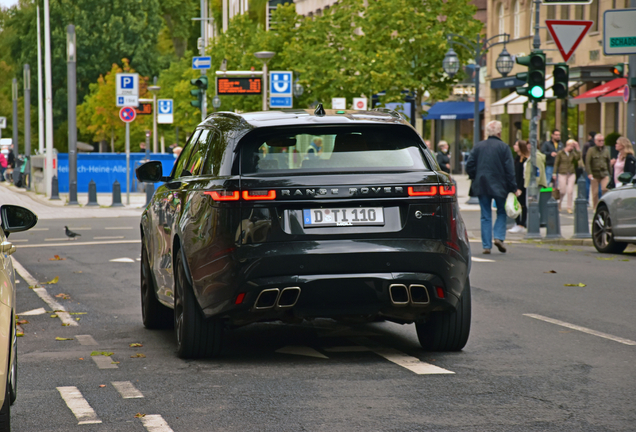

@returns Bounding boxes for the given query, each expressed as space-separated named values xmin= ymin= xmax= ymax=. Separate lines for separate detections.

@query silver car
xmin=0 ymin=205 xmax=38 ymax=431
xmin=592 ymin=172 xmax=636 ymax=254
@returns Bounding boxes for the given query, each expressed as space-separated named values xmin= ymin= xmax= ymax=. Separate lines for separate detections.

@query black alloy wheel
xmin=415 ymin=280 xmax=471 ymax=352
xmin=592 ymin=206 xmax=627 ymax=254
xmin=174 ymin=253 xmax=222 ymax=359
xmin=141 ymin=244 xmax=173 ymax=329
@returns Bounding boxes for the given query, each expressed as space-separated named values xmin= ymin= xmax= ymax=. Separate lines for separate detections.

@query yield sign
xmin=546 ymin=20 xmax=594 ymax=62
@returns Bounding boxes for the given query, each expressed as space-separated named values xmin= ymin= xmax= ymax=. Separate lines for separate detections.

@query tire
xmin=174 ymin=253 xmax=222 ymax=359
xmin=8 ymin=329 xmax=16 ymax=405
xmin=416 ymin=281 xmax=471 ymax=352
xmin=141 ymin=244 xmax=174 ymax=329
xmin=592 ymin=206 xmax=627 ymax=254
xmin=0 ymin=372 xmax=11 ymax=432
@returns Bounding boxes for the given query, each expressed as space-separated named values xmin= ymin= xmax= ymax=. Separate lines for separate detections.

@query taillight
xmin=440 ymin=185 xmax=456 ymax=196
xmin=204 ymin=191 xmax=239 ymax=201
xmin=242 ymin=190 xmax=276 ymax=201
xmin=408 ymin=186 xmax=437 ymax=196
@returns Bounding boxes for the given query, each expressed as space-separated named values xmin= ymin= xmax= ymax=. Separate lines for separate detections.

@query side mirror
xmin=617 ymin=172 xmax=634 ymax=184
xmin=136 ymin=161 xmax=169 ymax=183
xmin=1 ymin=205 xmax=38 ymax=235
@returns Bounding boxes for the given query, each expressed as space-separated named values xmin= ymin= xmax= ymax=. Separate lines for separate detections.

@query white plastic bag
xmin=505 ymin=192 xmax=522 ymax=219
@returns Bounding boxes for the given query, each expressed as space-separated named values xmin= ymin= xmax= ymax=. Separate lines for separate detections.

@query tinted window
xmin=202 ymin=129 xmax=224 ymax=176
xmin=184 ymin=130 xmax=211 ymax=176
xmin=239 ymin=125 xmax=430 ymax=175
xmin=172 ymin=130 xmax=201 ymax=178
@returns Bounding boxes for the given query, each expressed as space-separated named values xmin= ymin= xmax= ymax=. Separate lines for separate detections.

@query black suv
xmin=136 ymin=107 xmax=472 ymax=358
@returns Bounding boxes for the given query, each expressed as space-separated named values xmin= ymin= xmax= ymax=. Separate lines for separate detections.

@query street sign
xmin=135 ymin=103 xmax=152 ymax=115
xmin=119 ymin=106 xmax=136 ymax=123
xmin=192 ymin=56 xmax=212 ymax=69
xmin=269 ymin=71 xmax=293 ymax=108
xmin=0 ymin=117 xmax=6 ymax=128
xmin=332 ymin=98 xmax=346 ymax=110
xmin=116 ymin=73 xmax=139 ymax=107
xmin=603 ymin=9 xmax=636 ymax=55
xmin=157 ymin=99 xmax=174 ymax=124
xmin=624 ymin=86 xmax=631 ymax=104
xmin=353 ymin=97 xmax=368 ymax=110
xmin=545 ymin=20 xmax=593 ymax=62
xmin=217 ymin=77 xmax=262 ymax=95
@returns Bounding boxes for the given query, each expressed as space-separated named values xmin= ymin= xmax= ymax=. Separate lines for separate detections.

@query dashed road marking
xmin=112 ymin=381 xmax=144 ymax=399
xmin=92 ymin=355 xmax=118 ymax=369
xmin=524 ymin=313 xmax=636 ymax=346
xmin=105 ymin=227 xmax=133 ymax=230
xmin=17 ymin=307 xmax=47 ymax=316
xmin=140 ymin=414 xmax=174 ymax=432
xmin=45 ymin=238 xmax=69 ymax=241
xmin=75 ymin=335 xmax=98 ymax=346
xmin=472 ymin=257 xmax=495 ymax=262
xmin=18 ymin=239 xmax=141 ymax=248
xmin=11 ymin=257 xmax=78 ymax=327
xmin=94 ymin=236 xmax=125 ymax=240
xmin=11 ymin=239 xmax=28 ymax=242
xmin=29 ymin=228 xmax=49 ymax=231
xmin=57 ymin=386 xmax=102 ymax=425
xmin=109 ymin=258 xmax=135 ymax=263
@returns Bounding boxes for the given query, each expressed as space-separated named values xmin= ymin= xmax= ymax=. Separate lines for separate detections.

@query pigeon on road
xmin=64 ymin=226 xmax=81 ymax=240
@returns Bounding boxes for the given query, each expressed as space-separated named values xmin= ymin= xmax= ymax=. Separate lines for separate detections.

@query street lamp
xmin=148 ymin=83 xmax=161 ymax=153
xmin=67 ymin=25 xmax=78 ymax=204
xmin=442 ymin=48 xmax=460 ymax=77
xmin=495 ymin=47 xmax=514 ymax=77
xmin=254 ymin=51 xmax=276 ymax=111
xmin=293 ymin=74 xmax=304 ymax=98
xmin=212 ymin=95 xmax=221 ymax=110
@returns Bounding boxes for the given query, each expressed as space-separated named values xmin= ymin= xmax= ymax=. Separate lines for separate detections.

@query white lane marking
xmin=139 ymin=414 xmax=174 ymax=432
xmin=17 ymin=307 xmax=47 ymax=316
xmin=105 ymin=227 xmax=133 ymax=230
xmin=524 ymin=314 xmax=636 ymax=346
xmin=11 ymin=239 xmax=28 ymax=242
xmin=18 ymin=239 xmax=141 ymax=248
xmin=11 ymin=258 xmax=78 ymax=327
xmin=472 ymin=257 xmax=495 ymax=262
xmin=75 ymin=335 xmax=98 ymax=346
xmin=276 ymin=346 xmax=329 ymax=359
xmin=57 ymin=386 xmax=102 ymax=425
xmin=92 ymin=355 xmax=118 ymax=369
xmin=112 ymin=381 xmax=144 ymax=399
xmin=45 ymin=238 xmax=69 ymax=241
xmin=29 ymin=228 xmax=49 ymax=231
xmin=94 ymin=236 xmax=125 ymax=240
xmin=69 ymin=228 xmax=92 ymax=230
xmin=109 ymin=258 xmax=135 ymax=263
xmin=324 ymin=346 xmax=371 ymax=353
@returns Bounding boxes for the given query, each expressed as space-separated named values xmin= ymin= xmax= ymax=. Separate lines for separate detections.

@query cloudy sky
xmin=0 ymin=0 xmax=19 ymax=7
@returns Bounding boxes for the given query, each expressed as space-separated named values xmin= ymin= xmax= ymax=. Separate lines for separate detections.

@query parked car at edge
xmin=136 ymin=107 xmax=472 ymax=359
xmin=0 ymin=204 xmax=38 ymax=430
xmin=592 ymin=172 xmax=636 ymax=253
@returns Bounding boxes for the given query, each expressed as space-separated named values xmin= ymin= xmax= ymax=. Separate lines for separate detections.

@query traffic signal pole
xmin=200 ymin=0 xmax=207 ymax=120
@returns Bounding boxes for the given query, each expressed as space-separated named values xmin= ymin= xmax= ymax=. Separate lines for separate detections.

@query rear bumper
xmin=192 ymin=239 xmax=470 ymax=324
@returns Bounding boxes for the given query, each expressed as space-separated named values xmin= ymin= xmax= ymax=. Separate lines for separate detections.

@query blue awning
xmin=423 ymin=101 xmax=484 ymax=120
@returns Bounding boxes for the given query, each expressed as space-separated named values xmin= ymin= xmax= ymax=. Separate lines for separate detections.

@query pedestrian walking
xmin=0 ymin=152 xmax=6 ymax=182
xmin=465 ymin=121 xmax=517 ymax=254
xmin=582 ymin=131 xmax=596 ymax=203
xmin=552 ymin=139 xmax=581 ymax=213
xmin=508 ymin=139 xmax=529 ymax=234
xmin=585 ymin=133 xmax=611 ymax=208
xmin=609 ymin=137 xmax=636 ymax=188
xmin=541 ymin=129 xmax=563 ymax=184
xmin=436 ymin=141 xmax=451 ymax=174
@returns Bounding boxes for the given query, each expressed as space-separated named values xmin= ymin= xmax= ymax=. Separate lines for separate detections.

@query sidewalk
xmin=0 ymin=181 xmax=145 ymax=219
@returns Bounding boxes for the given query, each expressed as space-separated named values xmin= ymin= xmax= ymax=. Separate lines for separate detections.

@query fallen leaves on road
xmin=111 ymin=361 xmax=120 ymax=364
xmin=16 ymin=319 xmax=29 ymax=325
xmin=597 ymin=257 xmax=615 ymax=260
xmin=55 ymin=293 xmax=71 ymax=299
xmin=129 ymin=343 xmax=143 ymax=348
xmin=564 ymin=283 xmax=586 ymax=287
xmin=550 ymin=248 xmax=568 ymax=252
xmin=69 ymin=312 xmax=87 ymax=315
xmin=99 ymin=385 xmax=106 ymax=388
xmin=55 ymin=337 xmax=74 ymax=341
xmin=50 ymin=314 xmax=58 ymax=318
xmin=134 ymin=413 xmax=146 ymax=418
xmin=79 ymin=358 xmax=84 ymax=360
xmin=73 ymin=271 xmax=82 ymax=274
xmin=44 ymin=276 xmax=59 ymax=285
xmin=544 ymin=270 xmax=557 ymax=274
xmin=91 ymin=351 xmax=114 ymax=357
xmin=49 ymin=255 xmax=66 ymax=261
xmin=130 ymin=353 xmax=146 ymax=358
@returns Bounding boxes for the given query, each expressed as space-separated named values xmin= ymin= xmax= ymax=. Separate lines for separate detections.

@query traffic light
xmin=610 ymin=64 xmax=624 ymax=78
xmin=515 ymin=51 xmax=546 ymax=101
xmin=553 ymin=63 xmax=569 ymax=99
xmin=190 ymin=76 xmax=209 ymax=109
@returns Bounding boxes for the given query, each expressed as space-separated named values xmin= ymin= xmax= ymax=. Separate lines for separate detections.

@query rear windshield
xmin=239 ymin=125 xmax=431 ymax=175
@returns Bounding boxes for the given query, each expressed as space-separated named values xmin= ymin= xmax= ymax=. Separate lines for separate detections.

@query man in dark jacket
xmin=465 ymin=121 xmax=517 ymax=254
xmin=436 ymin=141 xmax=451 ymax=174
xmin=582 ymin=131 xmax=596 ymax=203
xmin=541 ymin=129 xmax=563 ymax=183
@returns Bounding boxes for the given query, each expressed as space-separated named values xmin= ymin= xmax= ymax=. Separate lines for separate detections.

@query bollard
xmin=525 ymin=198 xmax=542 ymax=239
xmin=145 ymin=182 xmax=155 ymax=206
xmin=50 ymin=175 xmax=60 ymax=200
xmin=573 ymin=175 xmax=591 ymax=238
xmin=86 ymin=179 xmax=99 ymax=206
xmin=545 ymin=197 xmax=562 ymax=239
xmin=111 ymin=180 xmax=124 ymax=207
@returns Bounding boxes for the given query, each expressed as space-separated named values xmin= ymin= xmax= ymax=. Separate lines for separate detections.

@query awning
xmin=423 ymin=101 xmax=484 ymax=120
xmin=598 ymin=85 xmax=628 ymax=103
xmin=571 ymin=78 xmax=627 ymax=105
xmin=490 ymin=75 xmax=579 ymax=114
xmin=490 ymin=92 xmax=519 ymax=116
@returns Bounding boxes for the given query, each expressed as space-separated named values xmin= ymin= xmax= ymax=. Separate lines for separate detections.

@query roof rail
xmin=205 ymin=111 xmax=244 ymax=121
xmin=371 ymin=108 xmax=407 ymax=121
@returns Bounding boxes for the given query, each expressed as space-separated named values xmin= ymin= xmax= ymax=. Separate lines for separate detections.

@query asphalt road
xmin=8 ymin=216 xmax=636 ymax=431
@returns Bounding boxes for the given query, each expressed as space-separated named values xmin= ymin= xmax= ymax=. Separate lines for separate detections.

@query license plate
xmin=303 ymin=208 xmax=384 ymax=227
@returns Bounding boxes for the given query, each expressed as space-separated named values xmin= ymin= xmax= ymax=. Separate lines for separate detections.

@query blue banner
xmin=57 ymin=153 xmax=176 ymax=193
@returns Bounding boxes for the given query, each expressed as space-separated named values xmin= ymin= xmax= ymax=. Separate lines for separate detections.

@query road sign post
xmin=269 ymin=71 xmax=293 ymax=109
xmin=157 ymin=99 xmax=174 ymax=124
xmin=116 ymin=73 xmax=139 ymax=107
xmin=119 ymin=107 xmax=136 ymax=205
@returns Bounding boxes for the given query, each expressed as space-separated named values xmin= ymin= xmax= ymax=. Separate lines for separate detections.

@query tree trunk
xmin=110 ymin=131 xmax=115 ymax=153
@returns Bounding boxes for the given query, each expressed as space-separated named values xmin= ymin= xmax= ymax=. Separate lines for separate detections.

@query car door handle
xmin=1 ymin=241 xmax=16 ymax=256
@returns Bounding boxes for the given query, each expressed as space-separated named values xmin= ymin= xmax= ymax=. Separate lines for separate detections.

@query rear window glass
xmin=239 ymin=125 xmax=430 ymax=175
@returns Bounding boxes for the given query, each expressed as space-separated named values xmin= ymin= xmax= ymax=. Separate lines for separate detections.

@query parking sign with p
xmin=116 ymin=73 xmax=139 ymax=107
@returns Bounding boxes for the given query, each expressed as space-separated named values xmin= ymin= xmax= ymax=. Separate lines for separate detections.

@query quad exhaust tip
xmin=277 ymin=287 xmax=301 ymax=308
xmin=389 ymin=284 xmax=409 ymax=305
xmin=389 ymin=284 xmax=430 ymax=306
xmin=254 ymin=288 xmax=279 ymax=310
xmin=254 ymin=287 xmax=301 ymax=310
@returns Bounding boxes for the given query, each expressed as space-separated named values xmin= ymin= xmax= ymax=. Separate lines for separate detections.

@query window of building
xmin=513 ymin=1 xmax=521 ymax=39
xmin=574 ymin=5 xmax=583 ymax=20
xmin=498 ymin=3 xmax=505 ymax=42
xmin=546 ymin=6 xmax=555 ymax=41
xmin=530 ymin=1 xmax=535 ymax=35
xmin=590 ymin=0 xmax=599 ymax=32
xmin=560 ymin=5 xmax=569 ymax=20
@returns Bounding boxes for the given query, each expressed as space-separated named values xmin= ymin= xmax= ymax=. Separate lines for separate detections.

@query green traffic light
xmin=530 ymin=86 xmax=544 ymax=99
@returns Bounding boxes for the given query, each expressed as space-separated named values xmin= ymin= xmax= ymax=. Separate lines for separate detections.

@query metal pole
xmin=628 ymin=0 xmax=636 ymax=143
xmin=44 ymin=0 xmax=54 ymax=198
xmin=67 ymin=25 xmax=78 ymax=205
xmin=37 ymin=6 xmax=44 ymax=154
xmin=125 ymin=122 xmax=130 ymax=205
xmin=12 ymin=79 xmax=18 ymax=182
xmin=200 ymin=0 xmax=207 ymax=121
xmin=474 ymin=38 xmax=481 ymax=147
xmin=263 ymin=62 xmax=268 ymax=111
xmin=23 ymin=65 xmax=31 ymax=190
xmin=145 ymin=131 xmax=154 ymax=205
xmin=152 ymin=91 xmax=158 ymax=153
